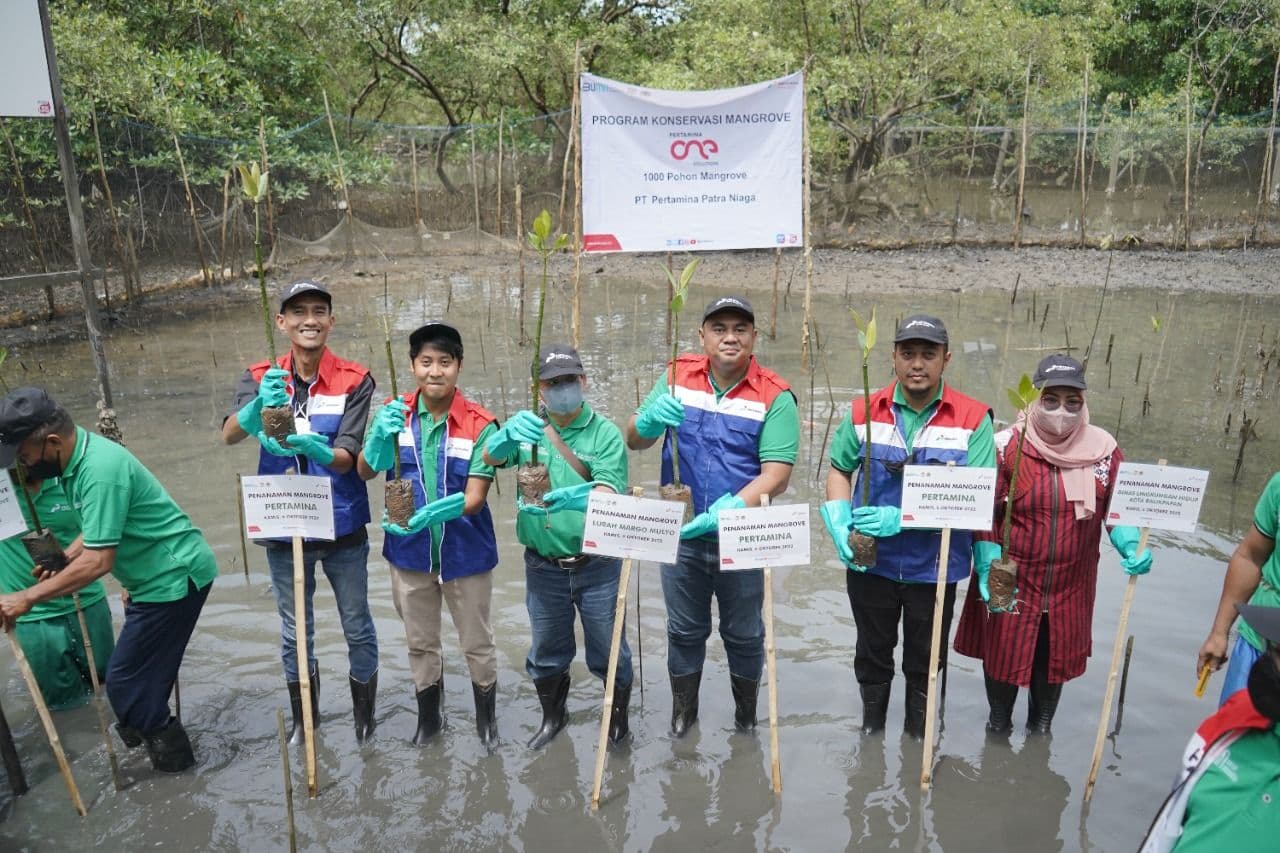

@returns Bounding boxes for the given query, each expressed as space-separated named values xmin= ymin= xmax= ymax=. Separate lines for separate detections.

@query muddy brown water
xmin=0 ymin=249 xmax=1277 ymax=851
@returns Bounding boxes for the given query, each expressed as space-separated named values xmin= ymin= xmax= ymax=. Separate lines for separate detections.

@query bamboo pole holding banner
xmin=591 ymin=486 xmax=643 ymax=811
xmin=571 ymin=42 xmax=584 ymax=349
xmin=800 ymin=66 xmax=814 ymax=371
xmin=761 ymin=494 xmax=782 ymax=793
xmin=920 ymin=520 xmax=954 ymax=790
xmin=73 ymin=592 xmax=122 ymax=790
xmin=5 ymin=631 xmax=86 ymax=816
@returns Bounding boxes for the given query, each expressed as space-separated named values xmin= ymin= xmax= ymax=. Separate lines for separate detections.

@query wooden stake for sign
xmin=920 ymin=471 xmax=956 ymax=790
xmin=761 ymin=494 xmax=782 ymax=794
xmin=571 ymin=42 xmax=584 ymax=349
xmin=277 ymin=710 xmax=298 ymax=853
xmin=5 ymin=632 xmax=85 ymax=816
xmin=236 ymin=473 xmax=251 ymax=580
xmin=1084 ymin=464 xmax=1160 ymax=801
xmin=591 ymin=486 xmax=643 ymax=811
xmin=800 ymin=75 xmax=815 ymax=371
xmin=1013 ymin=57 xmax=1033 ymax=249
xmin=73 ymin=592 xmax=122 ymax=790
xmin=293 ymin=530 xmax=318 ymax=798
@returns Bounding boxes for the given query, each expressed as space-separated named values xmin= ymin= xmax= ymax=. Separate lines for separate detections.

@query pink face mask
xmin=1031 ymin=405 xmax=1082 ymax=438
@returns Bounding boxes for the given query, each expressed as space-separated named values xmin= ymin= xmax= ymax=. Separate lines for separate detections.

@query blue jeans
xmin=1219 ymin=633 xmax=1262 ymax=706
xmin=265 ymin=538 xmax=378 ymax=682
xmin=525 ymin=550 xmax=633 ymax=685
xmin=660 ymin=537 xmax=764 ymax=681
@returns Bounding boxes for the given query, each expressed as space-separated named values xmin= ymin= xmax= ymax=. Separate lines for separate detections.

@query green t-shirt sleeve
xmin=758 ymin=391 xmax=799 ymax=464
xmin=469 ymin=422 xmax=498 ymax=479
xmin=638 ymin=375 xmax=668 ymax=414
xmin=967 ymin=413 xmax=997 ymax=469
xmin=1254 ymin=473 xmax=1280 ymax=539
xmin=75 ymin=471 xmax=128 ymax=549
xmin=589 ymin=422 xmax=629 ymax=494
xmin=829 ymin=415 xmax=862 ymax=473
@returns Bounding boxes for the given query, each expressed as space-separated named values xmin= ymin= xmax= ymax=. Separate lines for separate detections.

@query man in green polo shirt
xmin=483 ymin=343 xmax=631 ymax=749
xmin=0 ymin=387 xmax=216 ymax=773
xmin=0 ymin=471 xmax=114 ymax=710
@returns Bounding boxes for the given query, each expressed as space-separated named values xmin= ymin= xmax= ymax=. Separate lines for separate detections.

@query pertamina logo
xmin=670 ymin=139 xmax=719 ymax=160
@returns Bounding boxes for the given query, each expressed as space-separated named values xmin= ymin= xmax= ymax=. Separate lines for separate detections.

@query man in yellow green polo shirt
xmin=0 ymin=388 xmax=216 ymax=773
xmin=483 ymin=343 xmax=631 ymax=749
xmin=0 ymin=471 xmax=114 ymax=710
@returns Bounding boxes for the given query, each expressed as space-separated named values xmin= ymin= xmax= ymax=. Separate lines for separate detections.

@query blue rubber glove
xmin=543 ymin=482 xmax=597 ymax=514
xmin=972 ymin=540 xmax=1003 ymax=605
xmin=820 ymin=500 xmax=857 ymax=568
xmin=852 ymin=505 xmax=902 ymax=539
xmin=485 ymin=410 xmax=546 ymax=461
xmin=256 ymin=431 xmax=295 ymax=457
xmin=363 ymin=400 xmax=408 ymax=473
xmin=1110 ymin=526 xmax=1153 ymax=575
xmin=680 ymin=493 xmax=746 ymax=540
xmin=634 ymin=393 xmax=685 ymax=439
xmin=236 ymin=367 xmax=289 ymax=435
xmin=383 ymin=492 xmax=466 ymax=537
xmin=285 ymin=433 xmax=335 ymax=466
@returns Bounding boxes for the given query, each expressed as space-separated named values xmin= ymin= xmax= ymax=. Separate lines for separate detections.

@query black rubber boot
xmin=286 ymin=666 xmax=320 ymax=747
xmin=859 ymin=682 xmax=891 ymax=735
xmin=527 ymin=671 xmax=570 ymax=749
xmin=904 ymin=680 xmax=928 ymax=740
xmin=984 ymin=673 xmax=1019 ymax=735
xmin=608 ymin=681 xmax=632 ymax=746
xmin=669 ymin=670 xmax=702 ymax=738
xmin=730 ymin=674 xmax=759 ymax=732
xmin=412 ymin=678 xmax=444 ymax=745
xmin=1027 ymin=676 xmax=1063 ymax=735
xmin=473 ymin=681 xmax=499 ymax=748
xmin=116 ymin=723 xmax=143 ymax=749
xmin=350 ymin=671 xmax=377 ymax=743
xmin=144 ymin=717 xmax=195 ymax=773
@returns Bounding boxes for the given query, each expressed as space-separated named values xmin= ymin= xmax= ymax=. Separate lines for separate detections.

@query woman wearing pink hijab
xmin=953 ymin=354 xmax=1153 ymax=735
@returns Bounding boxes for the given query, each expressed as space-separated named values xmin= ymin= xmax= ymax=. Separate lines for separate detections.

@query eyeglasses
xmin=1040 ymin=397 xmax=1084 ymax=413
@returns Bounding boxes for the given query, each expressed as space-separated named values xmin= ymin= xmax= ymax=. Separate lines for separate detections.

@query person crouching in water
xmin=359 ymin=322 xmax=502 ymax=746
xmin=483 ymin=344 xmax=632 ymax=748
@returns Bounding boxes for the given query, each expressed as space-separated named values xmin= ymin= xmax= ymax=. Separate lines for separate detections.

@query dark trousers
xmin=106 ymin=578 xmax=212 ymax=734
xmin=846 ymin=571 xmax=956 ymax=687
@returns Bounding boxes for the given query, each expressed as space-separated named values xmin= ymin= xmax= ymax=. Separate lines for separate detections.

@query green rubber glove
xmin=363 ymin=400 xmax=408 ymax=473
xmin=256 ymin=431 xmax=295 ymax=457
xmin=236 ymin=367 xmax=289 ymax=435
xmin=852 ymin=505 xmax=902 ymax=539
xmin=1110 ymin=526 xmax=1153 ymax=575
xmin=544 ymin=481 xmax=597 ymax=514
xmin=404 ymin=492 xmax=466 ymax=534
xmin=820 ymin=500 xmax=857 ymax=568
xmin=634 ymin=393 xmax=685 ymax=439
xmin=972 ymin=540 xmax=1003 ymax=605
xmin=285 ymin=433 xmax=335 ymax=466
xmin=680 ymin=493 xmax=746 ymax=540
xmin=485 ymin=410 xmax=546 ymax=461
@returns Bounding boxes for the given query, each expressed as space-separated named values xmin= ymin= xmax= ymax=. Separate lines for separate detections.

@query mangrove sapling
xmin=848 ymin=309 xmax=879 ymax=567
xmin=238 ymin=162 xmax=294 ymax=443
xmin=518 ymin=210 xmax=568 ymax=506
xmin=0 ymin=350 xmax=65 ymax=573
xmin=381 ymin=289 xmax=415 ymax=526
xmin=988 ymin=374 xmax=1042 ymax=612
xmin=658 ymin=259 xmax=700 ymax=522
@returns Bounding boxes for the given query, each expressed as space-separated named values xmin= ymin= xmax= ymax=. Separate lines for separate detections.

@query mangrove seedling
xmin=658 ymin=258 xmax=699 ymax=521
xmin=989 ymin=373 xmax=1042 ymax=612
xmin=519 ymin=209 xmax=568 ymax=506
xmin=848 ymin=308 xmax=880 ymax=567
xmin=380 ymin=287 xmax=414 ymax=526
xmin=238 ymin=161 xmax=293 ymax=443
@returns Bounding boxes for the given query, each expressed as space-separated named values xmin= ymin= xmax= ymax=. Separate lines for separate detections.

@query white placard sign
xmin=240 ymin=475 xmax=335 ymax=540
xmin=0 ymin=2 xmax=55 ymax=118
xmin=582 ymin=491 xmax=684 ymax=562
xmin=0 ymin=474 xmax=30 ymax=540
xmin=1106 ymin=462 xmax=1209 ymax=532
xmin=718 ymin=504 xmax=810 ymax=570
xmin=580 ymin=71 xmax=804 ymax=253
xmin=899 ymin=465 xmax=998 ymax=531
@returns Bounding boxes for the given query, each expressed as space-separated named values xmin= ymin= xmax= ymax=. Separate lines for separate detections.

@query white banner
xmin=0 ymin=474 xmax=29 ymax=540
xmin=0 ymin=2 xmax=54 ymax=118
xmin=1106 ymin=462 xmax=1209 ymax=533
xmin=582 ymin=491 xmax=684 ymax=562
xmin=718 ymin=504 xmax=810 ymax=570
xmin=900 ymin=465 xmax=998 ymax=531
xmin=240 ymin=475 xmax=335 ymax=540
xmin=580 ymin=72 xmax=804 ymax=253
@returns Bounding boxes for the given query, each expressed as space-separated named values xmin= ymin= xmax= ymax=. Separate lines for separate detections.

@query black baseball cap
xmin=1238 ymin=603 xmax=1280 ymax=645
xmin=1033 ymin=353 xmax=1087 ymax=390
xmin=702 ymin=295 xmax=755 ymax=324
xmin=0 ymin=387 xmax=59 ymax=469
xmin=537 ymin=344 xmax=586 ymax=381
xmin=409 ymin=322 xmax=463 ymax=355
xmin=279 ymin=280 xmax=332 ymax=312
xmin=894 ymin=314 xmax=949 ymax=346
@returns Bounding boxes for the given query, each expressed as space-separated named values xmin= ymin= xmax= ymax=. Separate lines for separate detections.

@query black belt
xmin=550 ymin=554 xmax=590 ymax=570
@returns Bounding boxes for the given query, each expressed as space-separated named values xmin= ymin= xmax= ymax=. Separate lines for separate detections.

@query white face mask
xmin=1032 ymin=406 xmax=1082 ymax=438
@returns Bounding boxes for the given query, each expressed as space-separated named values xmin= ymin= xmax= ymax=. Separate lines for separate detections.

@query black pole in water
xmin=0 ymin=699 xmax=27 ymax=796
